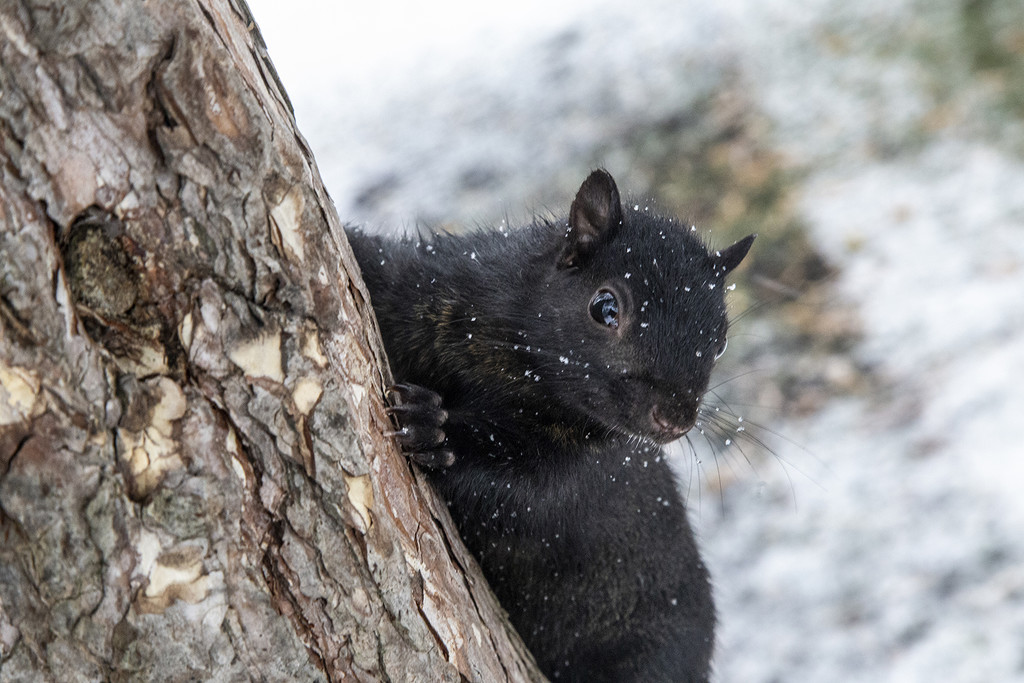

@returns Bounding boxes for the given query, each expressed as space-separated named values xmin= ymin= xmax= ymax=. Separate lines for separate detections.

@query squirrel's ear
xmin=713 ymin=234 xmax=756 ymax=275
xmin=559 ymin=169 xmax=623 ymax=269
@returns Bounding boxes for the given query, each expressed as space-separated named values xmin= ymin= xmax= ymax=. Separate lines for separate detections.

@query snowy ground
xmin=249 ymin=1 xmax=1024 ymax=680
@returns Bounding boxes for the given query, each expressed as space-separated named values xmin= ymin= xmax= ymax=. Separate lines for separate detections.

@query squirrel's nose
xmin=650 ymin=403 xmax=697 ymax=442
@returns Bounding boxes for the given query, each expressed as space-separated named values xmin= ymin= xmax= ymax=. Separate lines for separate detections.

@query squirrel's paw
xmin=385 ymin=383 xmax=455 ymax=468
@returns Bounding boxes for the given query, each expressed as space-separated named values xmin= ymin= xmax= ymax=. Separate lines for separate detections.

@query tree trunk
xmin=0 ymin=1 xmax=543 ymax=680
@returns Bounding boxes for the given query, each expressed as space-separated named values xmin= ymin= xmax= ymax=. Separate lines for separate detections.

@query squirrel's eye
xmin=714 ymin=338 xmax=728 ymax=360
xmin=589 ymin=290 xmax=619 ymax=329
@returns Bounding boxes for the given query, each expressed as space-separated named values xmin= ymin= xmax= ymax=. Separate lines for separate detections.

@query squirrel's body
xmin=348 ymin=171 xmax=753 ymax=682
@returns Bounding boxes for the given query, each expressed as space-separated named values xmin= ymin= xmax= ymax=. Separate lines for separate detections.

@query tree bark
xmin=0 ymin=1 xmax=543 ymax=681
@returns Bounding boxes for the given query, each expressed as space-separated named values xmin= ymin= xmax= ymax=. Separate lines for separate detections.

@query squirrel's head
xmin=537 ymin=169 xmax=754 ymax=444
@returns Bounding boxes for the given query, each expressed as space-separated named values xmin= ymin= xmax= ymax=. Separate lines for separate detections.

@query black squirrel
xmin=348 ymin=170 xmax=754 ymax=682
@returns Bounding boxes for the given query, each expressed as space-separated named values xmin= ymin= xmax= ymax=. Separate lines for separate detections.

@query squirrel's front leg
xmin=386 ymin=383 xmax=455 ymax=468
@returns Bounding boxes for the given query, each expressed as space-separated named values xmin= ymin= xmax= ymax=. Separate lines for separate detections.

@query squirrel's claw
xmin=387 ymin=383 xmax=443 ymax=408
xmin=387 ymin=403 xmax=448 ymax=426
xmin=385 ymin=382 xmax=452 ymax=468
xmin=408 ymin=448 xmax=456 ymax=469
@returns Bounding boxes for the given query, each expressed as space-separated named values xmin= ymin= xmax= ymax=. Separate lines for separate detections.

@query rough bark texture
xmin=0 ymin=1 xmax=543 ymax=681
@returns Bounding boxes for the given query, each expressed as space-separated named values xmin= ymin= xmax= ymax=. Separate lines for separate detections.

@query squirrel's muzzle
xmin=650 ymin=402 xmax=698 ymax=442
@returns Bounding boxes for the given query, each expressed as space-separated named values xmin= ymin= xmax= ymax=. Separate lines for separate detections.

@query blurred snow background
xmin=247 ymin=0 xmax=1024 ymax=680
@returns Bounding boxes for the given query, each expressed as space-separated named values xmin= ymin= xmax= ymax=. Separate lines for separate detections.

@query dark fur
xmin=348 ymin=170 xmax=753 ymax=682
